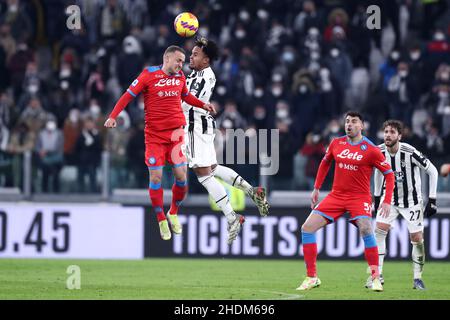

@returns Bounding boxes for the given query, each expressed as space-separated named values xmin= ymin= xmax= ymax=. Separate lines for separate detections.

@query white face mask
xmin=434 ymin=32 xmax=445 ymax=41
xmin=254 ymin=89 xmax=264 ymax=98
xmin=399 ymin=70 xmax=408 ymax=78
xmin=441 ymin=72 xmax=450 ymax=81
xmin=28 ymin=84 xmax=39 ymax=94
xmin=60 ymin=81 xmax=69 ymax=90
xmin=299 ymin=85 xmax=308 ymax=94
xmin=69 ymin=111 xmax=79 ymax=123
xmin=46 ymin=121 xmax=57 ymax=131
xmin=282 ymin=51 xmax=294 ymax=63
xmin=390 ymin=51 xmax=400 ymax=60
xmin=235 ymin=30 xmax=246 ymax=39
xmin=330 ymin=125 xmax=340 ymax=133
xmin=217 ymin=86 xmax=226 ymax=96
xmin=239 ymin=10 xmax=250 ymax=22
xmin=311 ymin=51 xmax=320 ymax=60
xmin=257 ymin=9 xmax=268 ymax=20
xmin=272 ymin=87 xmax=282 ymax=97
xmin=319 ymin=68 xmax=330 ymax=78
xmin=272 ymin=74 xmax=282 ymax=82
xmin=8 ymin=4 xmax=18 ymax=12
xmin=438 ymin=91 xmax=449 ymax=99
xmin=254 ymin=108 xmax=266 ymax=120
xmin=377 ymin=130 xmax=384 ymax=140
xmin=139 ymin=102 xmax=145 ymax=110
xmin=276 ymin=109 xmax=289 ymax=119
xmin=330 ymin=48 xmax=339 ymax=58
xmin=60 ymin=68 xmax=71 ymax=78
xmin=198 ymin=27 xmax=209 ymax=38
xmin=90 ymin=105 xmax=101 ymax=115
xmin=410 ymin=51 xmax=421 ymax=61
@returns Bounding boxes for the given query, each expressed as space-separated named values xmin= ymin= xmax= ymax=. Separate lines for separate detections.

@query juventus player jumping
xmin=183 ymin=38 xmax=270 ymax=245
xmin=366 ymin=120 xmax=438 ymax=290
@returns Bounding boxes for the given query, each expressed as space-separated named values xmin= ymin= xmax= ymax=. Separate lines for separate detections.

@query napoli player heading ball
xmin=296 ymin=111 xmax=395 ymax=292
xmin=104 ymin=45 xmax=215 ymax=240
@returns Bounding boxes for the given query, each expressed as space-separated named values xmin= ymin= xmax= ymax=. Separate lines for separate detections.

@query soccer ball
xmin=174 ymin=12 xmax=199 ymax=37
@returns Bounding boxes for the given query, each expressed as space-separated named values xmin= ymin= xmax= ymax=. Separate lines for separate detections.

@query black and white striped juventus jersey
xmin=374 ymin=142 xmax=438 ymax=208
xmin=182 ymin=67 xmax=216 ymax=133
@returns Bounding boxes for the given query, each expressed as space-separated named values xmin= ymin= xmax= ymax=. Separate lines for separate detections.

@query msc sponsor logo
xmin=336 ymin=149 xmax=364 ymax=161
xmin=157 ymin=91 xmax=179 ymax=97
xmin=155 ymin=78 xmax=181 ymax=87
xmin=338 ymin=163 xmax=359 ymax=171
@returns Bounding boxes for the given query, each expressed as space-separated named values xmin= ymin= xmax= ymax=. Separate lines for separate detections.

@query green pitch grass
xmin=0 ymin=258 xmax=449 ymax=300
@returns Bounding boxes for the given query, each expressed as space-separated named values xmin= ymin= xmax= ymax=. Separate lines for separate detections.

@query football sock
xmin=149 ymin=181 xmax=165 ymax=222
xmin=198 ymin=174 xmax=236 ymax=223
xmin=363 ymin=234 xmax=380 ymax=278
xmin=375 ymin=227 xmax=388 ymax=274
xmin=411 ymin=240 xmax=425 ymax=279
xmin=301 ymin=231 xmax=318 ymax=277
xmin=168 ymin=179 xmax=187 ymax=215
xmin=213 ymin=165 xmax=252 ymax=194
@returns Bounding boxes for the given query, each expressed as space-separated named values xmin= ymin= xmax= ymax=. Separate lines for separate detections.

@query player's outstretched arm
xmin=182 ymin=92 xmax=217 ymax=115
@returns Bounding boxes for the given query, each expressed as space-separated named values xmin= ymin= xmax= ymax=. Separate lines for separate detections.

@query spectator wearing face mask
xmin=18 ymin=97 xmax=49 ymax=134
xmin=318 ymin=66 xmax=342 ymax=119
xmin=324 ymin=44 xmax=353 ymax=101
xmin=7 ymin=42 xmax=33 ymax=100
xmin=425 ymin=29 xmax=450 ymax=83
xmin=386 ymin=61 xmax=420 ymax=127
xmin=421 ymin=0 xmax=448 ymax=40
xmin=0 ymin=23 xmax=16 ymax=64
xmin=299 ymin=132 xmax=326 ymax=190
xmin=117 ymin=35 xmax=144 ymax=92
xmin=291 ymin=74 xmax=321 ymax=142
xmin=323 ymin=8 xmax=348 ymax=43
xmin=105 ymin=110 xmax=131 ymax=189
xmin=0 ymin=0 xmax=32 ymax=41
xmin=379 ymin=50 xmax=401 ymax=89
xmin=270 ymin=103 xmax=296 ymax=190
xmin=6 ymin=121 xmax=35 ymax=187
xmin=426 ymin=63 xmax=450 ymax=135
xmin=85 ymin=64 xmax=106 ymax=105
xmin=293 ymin=0 xmax=323 ymax=36
xmin=407 ymin=43 xmax=427 ymax=93
xmin=17 ymin=61 xmax=49 ymax=112
xmin=75 ymin=116 xmax=102 ymax=193
xmin=34 ymin=119 xmax=64 ymax=193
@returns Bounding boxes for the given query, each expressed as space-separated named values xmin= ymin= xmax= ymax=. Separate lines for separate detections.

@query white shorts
xmin=185 ymin=124 xmax=217 ymax=169
xmin=376 ymin=202 xmax=424 ymax=233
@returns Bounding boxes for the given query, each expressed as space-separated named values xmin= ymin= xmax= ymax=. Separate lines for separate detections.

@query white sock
xmin=412 ymin=240 xmax=425 ymax=279
xmin=213 ymin=165 xmax=252 ymax=194
xmin=198 ymin=174 xmax=236 ymax=223
xmin=375 ymin=227 xmax=388 ymax=275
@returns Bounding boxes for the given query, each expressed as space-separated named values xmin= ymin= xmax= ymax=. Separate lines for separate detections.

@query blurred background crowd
xmin=0 ymin=0 xmax=449 ymax=194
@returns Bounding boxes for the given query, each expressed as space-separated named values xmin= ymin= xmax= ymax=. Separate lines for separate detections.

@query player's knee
xmin=376 ymin=222 xmax=390 ymax=232
xmin=149 ymin=174 xmax=162 ymax=185
xmin=358 ymin=225 xmax=373 ymax=237
xmin=197 ymin=174 xmax=212 ymax=185
xmin=301 ymin=223 xmax=315 ymax=234
xmin=410 ymin=232 xmax=423 ymax=243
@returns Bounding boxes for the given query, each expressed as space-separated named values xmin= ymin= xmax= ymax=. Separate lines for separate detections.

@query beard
xmin=385 ymin=138 xmax=399 ymax=147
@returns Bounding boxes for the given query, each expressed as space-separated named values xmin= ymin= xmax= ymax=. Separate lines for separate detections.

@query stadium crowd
xmin=0 ymin=0 xmax=449 ymax=194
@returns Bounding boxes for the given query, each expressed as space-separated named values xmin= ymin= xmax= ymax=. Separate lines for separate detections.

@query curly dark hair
xmin=194 ymin=37 xmax=219 ymax=62
xmin=382 ymin=119 xmax=403 ymax=135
